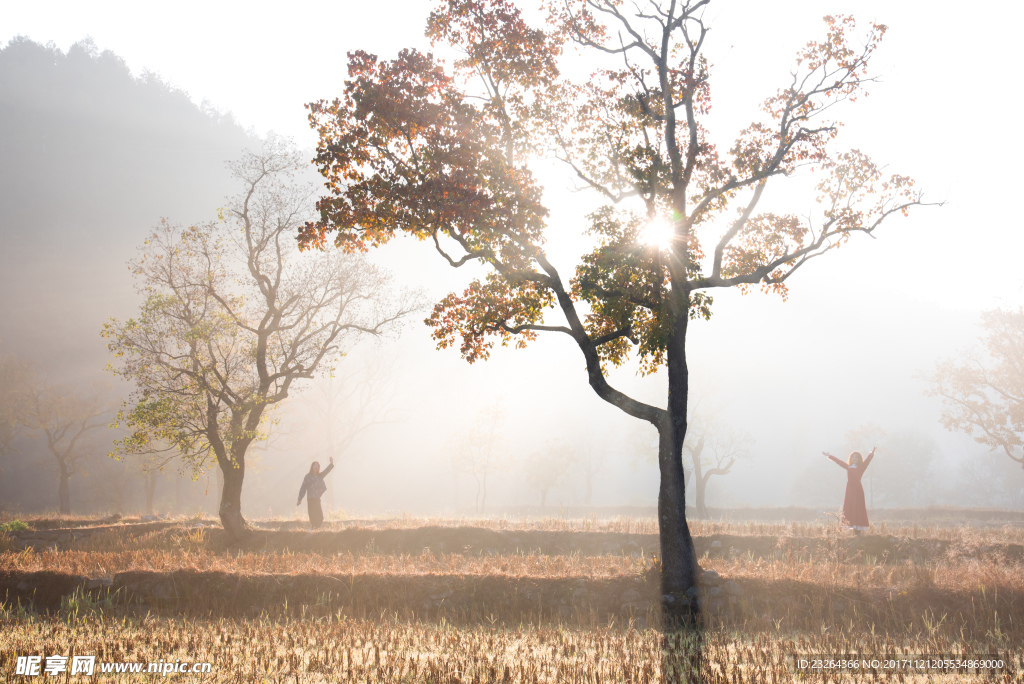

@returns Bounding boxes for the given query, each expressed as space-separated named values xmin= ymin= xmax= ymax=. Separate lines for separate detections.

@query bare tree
xmin=103 ymin=139 xmax=417 ymax=539
xmin=447 ymin=403 xmax=507 ymax=514
xmin=19 ymin=380 xmax=111 ymax=513
xmin=524 ymin=438 xmax=577 ymax=508
xmin=577 ymin=434 xmax=606 ymax=505
xmin=685 ymin=413 xmax=752 ymax=518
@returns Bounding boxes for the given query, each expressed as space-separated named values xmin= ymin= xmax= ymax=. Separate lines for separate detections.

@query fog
xmin=2 ymin=0 xmax=1023 ymax=520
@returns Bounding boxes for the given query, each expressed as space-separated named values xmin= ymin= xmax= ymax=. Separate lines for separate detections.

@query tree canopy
xmin=303 ymin=3 xmax=925 ymax=386
xmin=104 ymin=141 xmax=416 ymax=537
xmin=930 ymin=308 xmax=1024 ymax=472
xmin=303 ymin=0 xmax=932 ymax=619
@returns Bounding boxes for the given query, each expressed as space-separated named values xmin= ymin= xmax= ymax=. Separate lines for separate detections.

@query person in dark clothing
xmin=297 ymin=457 xmax=334 ymax=530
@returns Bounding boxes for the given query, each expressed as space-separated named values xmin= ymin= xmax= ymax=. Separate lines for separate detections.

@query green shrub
xmin=0 ymin=519 xmax=29 ymax=533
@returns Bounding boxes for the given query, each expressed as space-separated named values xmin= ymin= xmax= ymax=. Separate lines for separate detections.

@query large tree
xmin=302 ymin=0 xmax=931 ymax=618
xmin=929 ymin=308 xmax=1024 ymax=475
xmin=103 ymin=141 xmax=415 ymax=540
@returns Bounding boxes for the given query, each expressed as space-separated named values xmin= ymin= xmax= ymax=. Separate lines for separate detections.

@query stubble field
xmin=1 ymin=512 xmax=1021 ymax=682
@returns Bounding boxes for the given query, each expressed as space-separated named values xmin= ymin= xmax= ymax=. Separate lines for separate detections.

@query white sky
xmin=8 ymin=0 xmax=1016 ymax=309
xmin=5 ymin=0 xmax=1023 ymax=509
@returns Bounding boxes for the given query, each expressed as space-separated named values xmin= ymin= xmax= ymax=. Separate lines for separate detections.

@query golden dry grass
xmin=2 ymin=516 xmax=1022 ymax=682
xmin=2 ymin=546 xmax=1022 ymax=599
xmin=0 ymin=611 xmax=1018 ymax=683
xmin=6 ymin=511 xmax=1022 ymax=540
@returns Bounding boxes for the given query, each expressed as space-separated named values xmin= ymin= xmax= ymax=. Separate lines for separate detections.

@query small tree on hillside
xmin=303 ymin=0 xmax=933 ymax=616
xmin=103 ymin=141 xmax=416 ymax=540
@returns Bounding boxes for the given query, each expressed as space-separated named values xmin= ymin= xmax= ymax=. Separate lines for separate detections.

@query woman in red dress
xmin=822 ymin=447 xmax=876 ymax=530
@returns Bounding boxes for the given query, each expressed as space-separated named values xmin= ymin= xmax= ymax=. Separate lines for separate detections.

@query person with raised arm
xmin=297 ymin=457 xmax=334 ymax=530
xmin=822 ymin=447 xmax=876 ymax=531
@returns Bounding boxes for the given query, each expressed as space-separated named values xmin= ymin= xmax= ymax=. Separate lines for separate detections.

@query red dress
xmin=828 ymin=453 xmax=874 ymax=528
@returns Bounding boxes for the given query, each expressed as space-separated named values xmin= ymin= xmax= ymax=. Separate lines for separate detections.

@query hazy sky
xmin=5 ymin=0 xmax=1023 ymax=513
xmin=7 ymin=0 xmax=1022 ymax=311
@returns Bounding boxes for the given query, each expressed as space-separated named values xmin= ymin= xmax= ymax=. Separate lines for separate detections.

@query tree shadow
xmin=661 ymin=607 xmax=706 ymax=684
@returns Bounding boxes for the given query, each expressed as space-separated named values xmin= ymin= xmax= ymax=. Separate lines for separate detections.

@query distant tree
xmin=103 ymin=141 xmax=416 ymax=540
xmin=957 ymin=450 xmax=1024 ymax=509
xmin=524 ymin=439 xmax=577 ymax=507
xmin=447 ymin=404 xmax=507 ymax=514
xmin=303 ymin=0 xmax=933 ymax=614
xmin=127 ymin=451 xmax=172 ymax=516
xmin=144 ymin=467 xmax=159 ymax=516
xmin=928 ymin=308 xmax=1024 ymax=477
xmin=91 ymin=456 xmax=142 ymax=515
xmin=101 ymin=433 xmax=186 ymax=517
xmin=633 ymin=396 xmax=752 ymax=516
xmin=1 ymin=37 xmax=257 ymax=515
xmin=577 ymin=431 xmax=606 ymax=505
xmin=19 ymin=380 xmax=111 ymax=513
xmin=0 ymin=349 xmax=32 ymax=463
xmin=685 ymin=413 xmax=753 ymax=517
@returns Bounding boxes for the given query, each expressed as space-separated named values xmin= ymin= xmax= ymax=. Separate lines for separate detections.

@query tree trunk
xmin=661 ymin=290 xmax=700 ymax=625
xmin=696 ymin=474 xmax=708 ymax=519
xmin=58 ymin=466 xmax=70 ymax=514
xmin=218 ymin=450 xmax=248 ymax=541
xmin=656 ymin=424 xmax=698 ymax=614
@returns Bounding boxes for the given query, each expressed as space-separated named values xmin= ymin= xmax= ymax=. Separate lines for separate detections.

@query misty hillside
xmin=0 ymin=36 xmax=256 ymax=378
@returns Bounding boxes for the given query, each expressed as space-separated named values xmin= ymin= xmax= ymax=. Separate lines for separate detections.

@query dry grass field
xmin=1 ymin=512 xmax=1021 ymax=682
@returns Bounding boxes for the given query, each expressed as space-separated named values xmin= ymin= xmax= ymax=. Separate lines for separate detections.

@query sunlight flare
xmin=639 ymin=218 xmax=675 ymax=250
